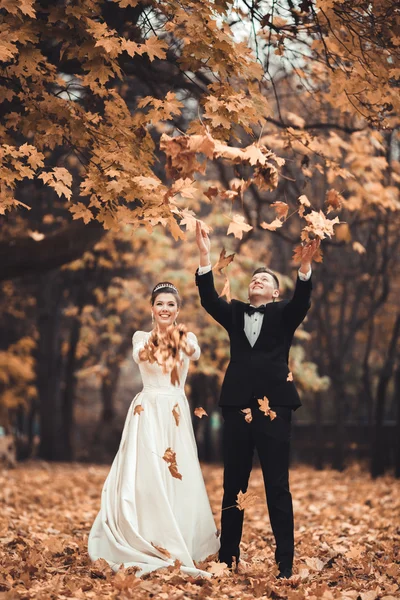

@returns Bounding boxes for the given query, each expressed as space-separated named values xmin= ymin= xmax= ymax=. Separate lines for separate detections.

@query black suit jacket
xmin=196 ymin=269 xmax=312 ymax=409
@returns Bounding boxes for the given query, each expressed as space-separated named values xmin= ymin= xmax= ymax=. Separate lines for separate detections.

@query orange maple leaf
xmin=261 ymin=218 xmax=284 ymax=231
xmin=227 ymin=214 xmax=252 ymax=239
xmin=133 ymin=405 xmax=144 ymax=415
xmin=162 ymin=447 xmax=182 ymax=480
xmin=325 ymin=189 xmax=343 ymax=214
xmin=271 ymin=201 xmax=289 ymax=219
xmin=212 ymin=248 xmax=235 ymax=273
xmin=287 ymin=372 xmax=294 ymax=381
xmin=258 ymin=396 xmax=277 ymax=420
xmin=151 ymin=542 xmax=171 ymax=558
xmin=172 ymin=403 xmax=180 ymax=427
xmin=236 ymin=490 xmax=260 ymax=510
xmin=207 ymin=561 xmax=231 ymax=577
xmin=241 ymin=408 xmax=253 ymax=423
xmin=219 ymin=274 xmax=232 ymax=303
xmin=194 ymin=407 xmax=208 ymax=419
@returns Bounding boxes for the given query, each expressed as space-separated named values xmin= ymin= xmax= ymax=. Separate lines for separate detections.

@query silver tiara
xmin=153 ymin=283 xmax=178 ymax=294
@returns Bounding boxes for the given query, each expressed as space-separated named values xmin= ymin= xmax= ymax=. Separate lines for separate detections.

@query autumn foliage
xmin=1 ymin=462 xmax=399 ymax=598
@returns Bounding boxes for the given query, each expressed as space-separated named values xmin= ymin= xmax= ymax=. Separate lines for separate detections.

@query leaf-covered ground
xmin=0 ymin=463 xmax=399 ymax=600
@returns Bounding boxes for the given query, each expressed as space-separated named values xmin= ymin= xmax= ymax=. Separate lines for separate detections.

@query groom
xmin=195 ymin=222 xmax=319 ymax=579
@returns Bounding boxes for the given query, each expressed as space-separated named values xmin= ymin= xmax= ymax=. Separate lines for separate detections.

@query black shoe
xmin=219 ymin=554 xmax=239 ymax=570
xmin=277 ymin=567 xmax=292 ymax=579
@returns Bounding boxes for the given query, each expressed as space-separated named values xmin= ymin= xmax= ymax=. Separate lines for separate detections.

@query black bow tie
xmin=246 ymin=305 xmax=266 ymax=316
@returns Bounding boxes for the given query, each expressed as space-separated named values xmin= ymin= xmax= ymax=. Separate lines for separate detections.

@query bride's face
xmin=152 ymin=293 xmax=179 ymax=329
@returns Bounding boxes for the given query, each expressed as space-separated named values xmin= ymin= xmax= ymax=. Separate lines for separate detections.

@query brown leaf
xmin=151 ymin=542 xmax=171 ymax=558
xmin=271 ymin=201 xmax=289 ymax=219
xmin=236 ymin=490 xmax=260 ymax=510
xmin=227 ymin=214 xmax=252 ymax=239
xmin=241 ymin=408 xmax=253 ymax=423
xmin=212 ymin=248 xmax=235 ymax=273
xmin=172 ymin=403 xmax=180 ymax=426
xmin=133 ymin=405 xmax=144 ymax=415
xmin=219 ymin=274 xmax=232 ymax=303
xmin=325 ymin=189 xmax=343 ymax=213
xmin=258 ymin=396 xmax=277 ymax=420
xmin=162 ymin=447 xmax=183 ymax=480
xmin=207 ymin=560 xmax=231 ymax=577
xmin=194 ymin=407 xmax=208 ymax=419
xmin=260 ymin=218 xmax=284 ymax=231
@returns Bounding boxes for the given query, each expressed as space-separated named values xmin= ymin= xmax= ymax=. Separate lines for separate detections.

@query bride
xmin=88 ymin=282 xmax=220 ymax=576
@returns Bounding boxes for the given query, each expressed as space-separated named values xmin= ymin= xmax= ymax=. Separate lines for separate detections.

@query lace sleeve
xmin=187 ymin=332 xmax=201 ymax=361
xmin=132 ymin=331 xmax=148 ymax=364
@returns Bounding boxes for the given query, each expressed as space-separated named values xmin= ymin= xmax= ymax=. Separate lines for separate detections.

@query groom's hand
xmin=195 ymin=221 xmax=211 ymax=267
xmin=299 ymin=239 xmax=320 ymax=275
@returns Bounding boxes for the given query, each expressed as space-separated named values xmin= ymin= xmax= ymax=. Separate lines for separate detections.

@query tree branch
xmin=0 ymin=220 xmax=106 ymax=282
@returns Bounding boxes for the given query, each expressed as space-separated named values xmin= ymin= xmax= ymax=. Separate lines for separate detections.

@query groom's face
xmin=248 ymin=272 xmax=279 ymax=305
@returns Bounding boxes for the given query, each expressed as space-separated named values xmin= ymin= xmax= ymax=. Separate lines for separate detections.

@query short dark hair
xmin=252 ymin=267 xmax=279 ymax=289
xmin=150 ymin=282 xmax=181 ymax=307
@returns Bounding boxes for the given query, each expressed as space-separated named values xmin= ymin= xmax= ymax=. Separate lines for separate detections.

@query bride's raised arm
xmin=132 ymin=331 xmax=148 ymax=363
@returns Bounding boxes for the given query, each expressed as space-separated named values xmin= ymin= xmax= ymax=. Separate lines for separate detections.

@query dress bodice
xmin=132 ymin=331 xmax=200 ymax=391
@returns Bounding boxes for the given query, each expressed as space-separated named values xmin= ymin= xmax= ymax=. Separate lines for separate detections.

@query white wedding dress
xmin=88 ymin=331 xmax=220 ymax=577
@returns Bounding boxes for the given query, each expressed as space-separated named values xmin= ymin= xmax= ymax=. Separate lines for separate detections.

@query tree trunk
xmin=314 ymin=392 xmax=324 ymax=470
xmin=394 ymin=367 xmax=400 ymax=479
xmin=60 ymin=303 xmax=85 ymax=461
xmin=100 ymin=360 xmax=121 ymax=423
xmin=36 ymin=272 xmax=65 ymax=461
xmin=371 ymin=314 xmax=400 ymax=478
xmin=331 ymin=375 xmax=346 ymax=471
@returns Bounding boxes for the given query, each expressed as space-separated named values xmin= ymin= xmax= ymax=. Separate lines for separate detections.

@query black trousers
xmin=219 ymin=401 xmax=294 ymax=569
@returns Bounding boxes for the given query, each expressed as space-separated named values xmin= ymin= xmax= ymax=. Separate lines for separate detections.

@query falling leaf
xmin=271 ymin=201 xmax=289 ymax=219
xmin=162 ymin=447 xmax=182 ymax=480
xmin=207 ymin=561 xmax=231 ymax=577
xmin=261 ymin=218 xmax=284 ymax=231
xmin=212 ymin=248 xmax=235 ymax=273
xmin=353 ymin=241 xmax=366 ymax=254
xmin=172 ymin=403 xmax=180 ymax=426
xmin=298 ymin=194 xmax=311 ymax=217
xmin=194 ymin=407 xmax=208 ymax=419
xmin=219 ymin=274 xmax=232 ymax=303
xmin=28 ymin=230 xmax=45 ymax=241
xmin=303 ymin=210 xmax=340 ymax=240
xmin=236 ymin=490 xmax=259 ymax=510
xmin=151 ymin=542 xmax=171 ymax=558
xmin=133 ymin=405 xmax=144 ymax=415
xmin=241 ymin=408 xmax=253 ymax=423
xmin=325 ymin=189 xmax=343 ymax=213
xmin=258 ymin=396 xmax=277 ymax=420
xmin=227 ymin=214 xmax=253 ymax=239
xmin=287 ymin=372 xmax=293 ymax=381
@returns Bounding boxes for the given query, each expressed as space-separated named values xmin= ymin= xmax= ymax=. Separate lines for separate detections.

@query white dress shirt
xmin=197 ymin=264 xmax=312 ymax=347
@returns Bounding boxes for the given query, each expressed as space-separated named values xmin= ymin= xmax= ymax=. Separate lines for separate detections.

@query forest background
xmin=0 ymin=0 xmax=399 ymax=478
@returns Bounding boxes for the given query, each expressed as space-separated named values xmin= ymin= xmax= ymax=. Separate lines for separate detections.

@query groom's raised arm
xmin=195 ymin=222 xmax=232 ymax=331
xmin=283 ymin=239 xmax=319 ymax=332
